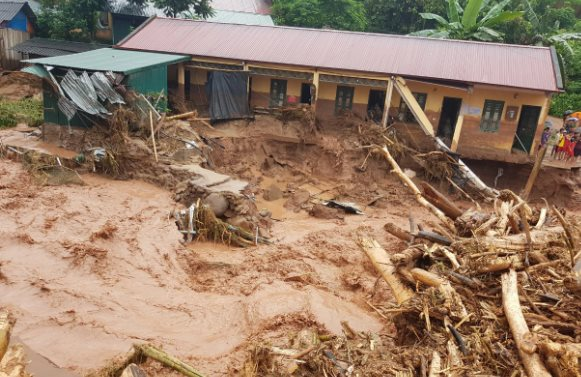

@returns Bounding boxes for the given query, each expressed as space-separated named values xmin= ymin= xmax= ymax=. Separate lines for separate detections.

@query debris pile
xmin=358 ymin=145 xmax=581 ymax=376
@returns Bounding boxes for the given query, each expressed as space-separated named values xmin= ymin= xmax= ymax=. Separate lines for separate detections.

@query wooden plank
xmin=521 ymin=145 xmax=546 ymax=200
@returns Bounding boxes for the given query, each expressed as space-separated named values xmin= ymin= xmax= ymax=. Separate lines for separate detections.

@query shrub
xmin=0 ymin=99 xmax=43 ymax=128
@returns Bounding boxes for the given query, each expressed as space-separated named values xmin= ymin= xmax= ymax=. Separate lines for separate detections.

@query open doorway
xmin=437 ymin=97 xmax=462 ymax=146
xmin=300 ymin=83 xmax=311 ymax=104
xmin=512 ymin=105 xmax=541 ymax=153
xmin=367 ymin=90 xmax=385 ymax=122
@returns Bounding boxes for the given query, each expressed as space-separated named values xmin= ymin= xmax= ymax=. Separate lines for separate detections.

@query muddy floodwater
xmin=0 ymin=160 xmax=416 ymax=375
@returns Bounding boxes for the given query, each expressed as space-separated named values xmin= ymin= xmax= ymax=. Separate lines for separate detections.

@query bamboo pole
xmin=376 ymin=146 xmax=456 ymax=231
xmin=0 ymin=311 xmax=10 ymax=362
xmin=149 ymin=111 xmax=158 ymax=162
xmin=135 ymin=344 xmax=205 ymax=377
xmin=356 ymin=236 xmax=414 ymax=305
xmin=501 ymin=270 xmax=551 ymax=377
xmin=167 ymin=111 xmax=197 ymax=121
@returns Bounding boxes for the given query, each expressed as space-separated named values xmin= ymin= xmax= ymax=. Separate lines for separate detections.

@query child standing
xmin=547 ymin=128 xmax=560 ymax=158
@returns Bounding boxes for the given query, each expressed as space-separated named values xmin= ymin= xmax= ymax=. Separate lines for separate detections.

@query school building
xmin=118 ymin=18 xmax=562 ymax=161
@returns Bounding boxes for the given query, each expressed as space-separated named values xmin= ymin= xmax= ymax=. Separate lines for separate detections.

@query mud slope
xmin=0 ymin=159 xmax=434 ymax=375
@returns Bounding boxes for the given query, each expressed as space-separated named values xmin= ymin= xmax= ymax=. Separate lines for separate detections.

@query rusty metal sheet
xmin=118 ymin=18 xmax=560 ymax=92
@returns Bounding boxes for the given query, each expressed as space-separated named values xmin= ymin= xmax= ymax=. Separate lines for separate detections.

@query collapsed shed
xmin=23 ymin=48 xmax=189 ymax=127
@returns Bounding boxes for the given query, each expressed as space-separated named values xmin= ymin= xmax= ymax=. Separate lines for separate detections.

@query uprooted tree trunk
xmin=356 ymin=235 xmax=414 ymax=305
xmin=501 ymin=269 xmax=551 ymax=377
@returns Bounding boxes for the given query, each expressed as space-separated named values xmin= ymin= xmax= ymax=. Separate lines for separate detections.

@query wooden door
xmin=513 ymin=105 xmax=541 ymax=153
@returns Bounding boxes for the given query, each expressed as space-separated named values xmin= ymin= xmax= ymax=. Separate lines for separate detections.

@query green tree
xmin=365 ymin=0 xmax=446 ymax=35
xmin=150 ymin=0 xmax=212 ymax=18
xmin=272 ymin=0 xmax=367 ymax=31
xmin=411 ymin=0 xmax=524 ymax=41
xmin=37 ymin=0 xmax=109 ymax=41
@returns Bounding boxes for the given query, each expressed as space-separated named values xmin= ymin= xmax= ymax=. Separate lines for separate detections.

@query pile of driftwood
xmin=357 ymin=145 xmax=581 ymax=376
xmin=174 ymin=199 xmax=270 ymax=247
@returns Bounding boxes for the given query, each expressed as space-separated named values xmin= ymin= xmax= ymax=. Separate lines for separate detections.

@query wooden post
xmin=521 ymin=145 xmax=546 ymax=201
xmin=392 ymin=76 xmax=435 ymax=136
xmin=177 ymin=63 xmax=186 ymax=98
xmin=381 ymin=78 xmax=394 ymax=128
xmin=312 ymin=70 xmax=319 ymax=113
xmin=149 ymin=111 xmax=158 ymax=162
xmin=450 ymin=114 xmax=464 ymax=152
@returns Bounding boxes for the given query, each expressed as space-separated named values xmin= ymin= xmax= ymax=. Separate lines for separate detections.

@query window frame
xmin=334 ymin=85 xmax=355 ymax=114
xmin=480 ymin=99 xmax=505 ymax=133
xmin=399 ymin=92 xmax=427 ymax=122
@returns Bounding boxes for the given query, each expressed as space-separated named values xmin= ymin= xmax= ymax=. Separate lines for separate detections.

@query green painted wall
xmin=44 ymin=65 xmax=169 ymax=127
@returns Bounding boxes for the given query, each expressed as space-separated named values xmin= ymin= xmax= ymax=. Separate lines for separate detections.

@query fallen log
xmin=420 ymin=182 xmax=463 ymax=220
xmin=357 ymin=236 xmax=414 ymax=305
xmin=0 ymin=311 xmax=10 ymax=362
xmin=135 ymin=344 xmax=205 ymax=377
xmin=376 ymin=146 xmax=455 ymax=231
xmin=384 ymin=222 xmax=413 ymax=242
xmin=501 ymin=269 xmax=551 ymax=377
xmin=416 ymin=230 xmax=452 ymax=246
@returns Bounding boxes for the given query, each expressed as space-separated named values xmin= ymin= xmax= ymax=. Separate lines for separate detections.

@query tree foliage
xmin=148 ymin=0 xmax=212 ymax=18
xmin=365 ymin=0 xmax=446 ymax=34
xmin=411 ymin=0 xmax=524 ymax=41
xmin=272 ymin=0 xmax=367 ymax=31
xmin=37 ymin=0 xmax=109 ymax=41
xmin=37 ymin=0 xmax=213 ymax=41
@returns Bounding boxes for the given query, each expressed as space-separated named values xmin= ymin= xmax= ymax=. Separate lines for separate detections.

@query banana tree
xmin=411 ymin=0 xmax=523 ymax=42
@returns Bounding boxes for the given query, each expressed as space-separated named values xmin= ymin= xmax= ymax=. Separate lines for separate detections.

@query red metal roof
xmin=118 ymin=18 xmax=561 ymax=92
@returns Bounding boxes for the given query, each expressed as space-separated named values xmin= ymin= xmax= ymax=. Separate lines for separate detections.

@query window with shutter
xmin=480 ymin=100 xmax=505 ymax=132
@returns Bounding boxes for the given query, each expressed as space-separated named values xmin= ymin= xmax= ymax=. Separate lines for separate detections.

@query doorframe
xmin=436 ymin=97 xmax=463 ymax=138
xmin=513 ymin=105 xmax=542 ymax=154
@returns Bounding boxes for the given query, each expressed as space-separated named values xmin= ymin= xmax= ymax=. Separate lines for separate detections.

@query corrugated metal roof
xmin=21 ymin=64 xmax=48 ymax=78
xmin=211 ymin=0 xmax=271 ymax=14
xmin=13 ymin=38 xmax=109 ymax=57
xmin=0 ymin=1 xmax=25 ymax=22
xmin=118 ymin=18 xmax=560 ymax=92
xmin=24 ymin=48 xmax=189 ymax=74
xmin=208 ymin=10 xmax=273 ymax=26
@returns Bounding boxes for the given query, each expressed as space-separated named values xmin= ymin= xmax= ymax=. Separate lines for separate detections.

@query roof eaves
xmin=549 ymin=46 xmax=564 ymax=91
xmin=114 ymin=15 xmax=156 ymax=48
